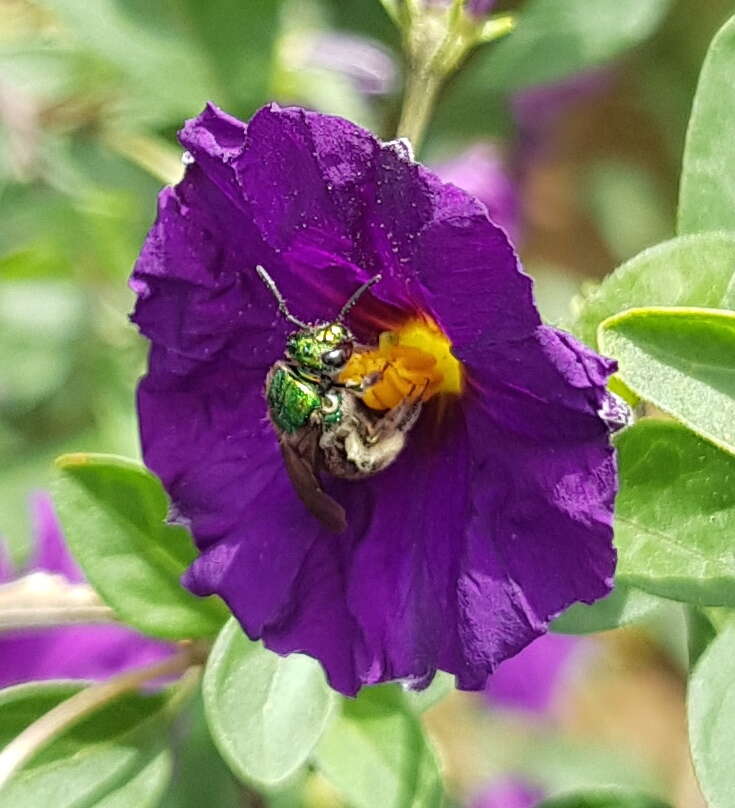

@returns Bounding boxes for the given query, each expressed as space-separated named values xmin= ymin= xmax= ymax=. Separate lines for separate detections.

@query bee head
xmin=286 ymin=322 xmax=354 ymax=375
xmin=255 ymin=266 xmax=380 ymax=375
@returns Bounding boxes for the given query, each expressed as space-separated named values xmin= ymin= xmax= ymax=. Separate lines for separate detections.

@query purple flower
xmin=131 ymin=102 xmax=618 ymax=696
xmin=467 ymin=0 xmax=496 ymax=16
xmin=0 ymin=494 xmax=171 ymax=687
xmin=485 ymin=632 xmax=578 ymax=714
xmin=471 ymin=636 xmax=579 ymax=808
xmin=434 ymin=144 xmax=520 ymax=242
xmin=427 ymin=0 xmax=495 ymax=16
xmin=471 ymin=778 xmax=543 ymax=808
xmin=303 ymin=33 xmax=398 ymax=96
xmin=512 ymin=70 xmax=615 ymax=168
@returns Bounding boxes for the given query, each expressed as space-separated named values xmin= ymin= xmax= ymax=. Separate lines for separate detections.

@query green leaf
xmin=520 ymin=735 xmax=663 ymax=798
xmin=53 ymin=453 xmax=226 ymax=640
xmin=685 ymin=606 xmax=717 ymax=670
xmin=478 ymin=0 xmax=672 ymax=91
xmin=314 ymin=685 xmax=444 ymax=808
xmin=0 ymin=280 xmax=85 ymax=411
xmin=551 ymin=584 xmax=662 ymax=635
xmin=599 ymin=307 xmax=735 ymax=454
xmin=525 ymin=264 xmax=583 ymax=327
xmin=202 ymin=618 xmax=335 ymax=787
xmin=433 ymin=0 xmax=672 ymax=142
xmin=537 ymin=787 xmax=672 ymax=808
xmin=0 ymin=681 xmax=172 ymax=808
xmin=37 ymin=0 xmax=213 ymax=126
xmin=678 ymin=15 xmax=735 ymax=235
xmin=703 ymin=607 xmax=735 ymax=633
xmin=571 ymin=233 xmax=735 ymax=349
xmin=583 ymin=160 xmax=672 ymax=263
xmin=168 ymin=0 xmax=284 ymax=113
xmin=159 ymin=691 xmax=240 ymax=808
xmin=688 ymin=624 xmax=735 ymax=807
xmin=321 ymin=0 xmax=401 ymax=49
xmin=39 ymin=0 xmax=285 ymax=124
xmin=374 ymin=0 xmax=400 ymax=26
xmin=613 ymin=420 xmax=735 ymax=606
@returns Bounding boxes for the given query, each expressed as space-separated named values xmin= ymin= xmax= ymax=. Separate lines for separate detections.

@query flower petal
xmin=472 ymin=779 xmax=543 ymax=808
xmin=131 ymin=104 xmax=618 ymax=698
xmin=325 ymin=405 xmax=472 ymax=690
xmin=130 ymin=166 xmax=281 ymax=371
xmin=179 ymin=102 xmax=248 ymax=208
xmin=224 ymin=104 xmax=537 ymax=348
xmin=139 ymin=353 xmax=368 ymax=694
xmin=0 ymin=540 xmax=14 ymax=583
xmin=0 ymin=627 xmax=171 ymax=687
xmin=235 ymin=104 xmax=376 ymax=260
xmin=458 ymin=326 xmax=618 ymax=636
xmin=236 ymin=104 xmax=385 ymax=326
xmin=408 ymin=180 xmax=538 ymax=348
xmin=138 ymin=360 xmax=278 ymax=547
xmin=29 ymin=492 xmax=81 ymax=582
xmin=196 ymin=403 xmax=473 ymax=695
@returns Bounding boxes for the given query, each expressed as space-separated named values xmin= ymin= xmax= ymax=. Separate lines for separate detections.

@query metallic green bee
xmin=256 ymin=265 xmax=423 ymax=533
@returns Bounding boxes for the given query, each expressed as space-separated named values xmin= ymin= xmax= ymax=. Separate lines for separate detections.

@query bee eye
xmin=322 ymin=343 xmax=352 ymax=367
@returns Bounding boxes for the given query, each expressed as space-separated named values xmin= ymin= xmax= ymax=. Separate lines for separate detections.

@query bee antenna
xmin=255 ymin=265 xmax=309 ymax=329
xmin=337 ymin=274 xmax=382 ymax=322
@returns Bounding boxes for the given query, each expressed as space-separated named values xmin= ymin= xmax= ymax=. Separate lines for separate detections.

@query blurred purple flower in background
xmin=467 ymin=0 xmax=496 ymax=16
xmin=467 ymin=633 xmax=582 ymax=807
xmin=132 ymin=102 xmax=619 ymax=696
xmin=304 ymin=33 xmax=398 ymax=96
xmin=486 ymin=632 xmax=579 ymax=714
xmin=512 ymin=70 xmax=616 ymax=168
xmin=472 ymin=779 xmax=543 ymax=808
xmin=0 ymin=494 xmax=171 ymax=687
xmin=434 ymin=143 xmax=520 ymax=242
xmin=427 ymin=0 xmax=496 ymax=16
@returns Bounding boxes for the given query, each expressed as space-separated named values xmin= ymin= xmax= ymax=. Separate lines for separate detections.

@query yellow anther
xmin=339 ymin=317 xmax=463 ymax=411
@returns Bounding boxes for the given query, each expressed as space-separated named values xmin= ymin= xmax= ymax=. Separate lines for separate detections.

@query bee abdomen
xmin=266 ymin=364 xmax=321 ymax=433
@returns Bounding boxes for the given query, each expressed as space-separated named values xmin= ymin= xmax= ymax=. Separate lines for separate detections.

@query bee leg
xmin=366 ymin=400 xmax=419 ymax=444
xmin=366 ymin=377 xmax=430 ymax=443
xmin=340 ymin=364 xmax=387 ymax=394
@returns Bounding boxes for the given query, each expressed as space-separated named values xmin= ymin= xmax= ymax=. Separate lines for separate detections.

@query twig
xmin=0 ymin=646 xmax=198 ymax=791
xmin=0 ymin=573 xmax=117 ymax=632
xmin=102 ymin=130 xmax=184 ymax=185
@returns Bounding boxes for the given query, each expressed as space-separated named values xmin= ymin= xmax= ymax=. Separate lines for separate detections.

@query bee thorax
xmin=317 ymin=394 xmax=417 ymax=480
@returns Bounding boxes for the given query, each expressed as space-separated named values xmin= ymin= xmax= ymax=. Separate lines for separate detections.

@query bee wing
xmin=280 ymin=428 xmax=347 ymax=534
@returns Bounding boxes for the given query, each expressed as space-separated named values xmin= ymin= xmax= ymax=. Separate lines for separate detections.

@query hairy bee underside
xmin=264 ymin=352 xmax=421 ymax=532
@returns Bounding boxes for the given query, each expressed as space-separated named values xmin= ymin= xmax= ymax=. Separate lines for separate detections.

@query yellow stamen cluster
xmin=339 ymin=317 xmax=463 ymax=411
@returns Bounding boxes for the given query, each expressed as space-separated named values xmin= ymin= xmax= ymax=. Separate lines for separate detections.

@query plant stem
xmin=0 ymin=604 xmax=116 ymax=630
xmin=395 ymin=67 xmax=442 ymax=155
xmin=102 ymin=130 xmax=184 ymax=185
xmin=0 ymin=646 xmax=199 ymax=790
xmin=394 ymin=2 xmax=481 ymax=154
xmin=0 ymin=574 xmax=117 ymax=632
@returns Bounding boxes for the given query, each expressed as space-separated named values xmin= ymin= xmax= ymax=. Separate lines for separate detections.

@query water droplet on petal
xmin=181 ymin=151 xmax=195 ymax=165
